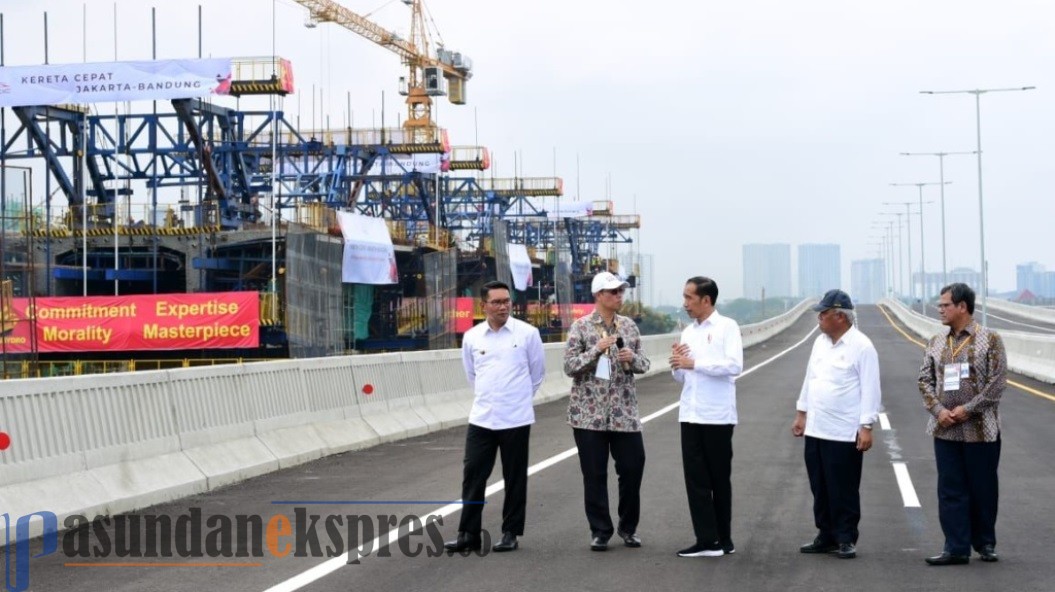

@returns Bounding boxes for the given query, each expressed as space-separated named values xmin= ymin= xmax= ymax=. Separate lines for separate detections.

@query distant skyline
xmin=851 ymin=258 xmax=886 ymax=304
xmin=742 ymin=244 xmax=792 ymax=299
xmin=1 ymin=0 xmax=1052 ymax=304
xmin=798 ymin=244 xmax=841 ymax=298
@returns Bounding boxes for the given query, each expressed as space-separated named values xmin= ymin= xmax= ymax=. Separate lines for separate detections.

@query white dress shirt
xmin=796 ymin=325 xmax=882 ymax=442
xmin=673 ymin=311 xmax=744 ymax=425
xmin=461 ymin=316 xmax=546 ymax=430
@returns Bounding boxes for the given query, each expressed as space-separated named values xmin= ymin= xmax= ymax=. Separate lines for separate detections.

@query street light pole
xmin=900 ymin=151 xmax=975 ymax=285
xmin=883 ymin=203 xmax=917 ymax=306
xmin=871 ymin=220 xmax=895 ymax=296
xmin=884 ymin=221 xmax=895 ymax=296
xmin=890 ymin=182 xmax=944 ymax=314
xmin=881 ymin=212 xmax=906 ymax=299
xmin=920 ymin=86 xmax=1036 ymax=326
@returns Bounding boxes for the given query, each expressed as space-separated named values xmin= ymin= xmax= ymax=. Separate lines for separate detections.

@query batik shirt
xmin=918 ymin=321 xmax=1007 ymax=443
xmin=563 ymin=311 xmax=650 ymax=432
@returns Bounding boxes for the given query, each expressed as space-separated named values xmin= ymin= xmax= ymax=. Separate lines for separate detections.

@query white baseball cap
xmin=591 ymin=271 xmax=630 ymax=294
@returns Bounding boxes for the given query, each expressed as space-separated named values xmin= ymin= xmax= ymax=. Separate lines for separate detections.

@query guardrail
xmin=0 ymin=300 xmax=812 ymax=542
xmin=986 ymin=298 xmax=1055 ymax=325
xmin=881 ymin=297 xmax=1055 ymax=385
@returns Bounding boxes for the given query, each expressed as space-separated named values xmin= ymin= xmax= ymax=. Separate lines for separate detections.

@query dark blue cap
xmin=812 ymin=289 xmax=854 ymax=312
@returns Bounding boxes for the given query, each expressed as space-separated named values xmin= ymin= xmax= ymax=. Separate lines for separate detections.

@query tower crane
xmin=293 ymin=0 xmax=472 ymax=136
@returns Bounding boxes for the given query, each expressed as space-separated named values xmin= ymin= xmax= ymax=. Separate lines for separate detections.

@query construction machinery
xmin=294 ymin=0 xmax=472 ymax=135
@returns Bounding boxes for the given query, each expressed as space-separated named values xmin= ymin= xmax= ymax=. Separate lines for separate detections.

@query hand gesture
xmin=949 ymin=405 xmax=969 ymax=423
xmin=596 ymin=335 xmax=619 ymax=353
xmin=669 ymin=341 xmax=693 ymax=370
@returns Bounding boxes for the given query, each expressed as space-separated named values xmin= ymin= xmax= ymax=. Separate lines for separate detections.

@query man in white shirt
xmin=791 ymin=289 xmax=881 ymax=560
xmin=444 ymin=281 xmax=546 ymax=554
xmin=670 ymin=276 xmax=743 ymax=558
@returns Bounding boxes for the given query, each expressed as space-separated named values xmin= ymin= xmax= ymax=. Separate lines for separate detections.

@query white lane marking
xmin=892 ymin=462 xmax=922 ymax=508
xmin=986 ymin=311 xmax=1055 ymax=334
xmin=262 ymin=326 xmax=819 ymax=592
xmin=879 ymin=414 xmax=923 ymax=509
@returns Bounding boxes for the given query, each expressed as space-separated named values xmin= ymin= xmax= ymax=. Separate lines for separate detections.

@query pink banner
xmin=0 ymin=292 xmax=259 ymax=352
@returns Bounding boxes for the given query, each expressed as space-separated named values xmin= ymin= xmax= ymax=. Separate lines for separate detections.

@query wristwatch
xmin=860 ymin=423 xmax=874 ymax=431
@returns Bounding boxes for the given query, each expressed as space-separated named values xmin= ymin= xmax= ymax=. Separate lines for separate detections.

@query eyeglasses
xmin=487 ymin=298 xmax=512 ymax=307
xmin=602 ymin=288 xmax=625 ymax=296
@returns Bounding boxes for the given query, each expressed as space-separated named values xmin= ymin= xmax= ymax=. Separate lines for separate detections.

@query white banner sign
xmin=366 ymin=153 xmax=446 ymax=176
xmin=508 ymin=243 xmax=533 ymax=291
xmin=547 ymin=201 xmax=593 ymax=219
xmin=0 ymin=58 xmax=233 ymax=107
xmin=337 ymin=211 xmax=399 ymax=285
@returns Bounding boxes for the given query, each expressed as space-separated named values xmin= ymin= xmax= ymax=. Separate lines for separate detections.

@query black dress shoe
xmin=799 ymin=538 xmax=838 ymax=554
xmin=443 ymin=532 xmax=481 ymax=552
xmin=492 ymin=532 xmax=519 ymax=552
xmin=836 ymin=542 xmax=856 ymax=559
xmin=977 ymin=545 xmax=998 ymax=562
xmin=590 ymin=535 xmax=609 ymax=552
xmin=925 ymin=552 xmax=970 ymax=566
xmin=617 ymin=529 xmax=642 ymax=548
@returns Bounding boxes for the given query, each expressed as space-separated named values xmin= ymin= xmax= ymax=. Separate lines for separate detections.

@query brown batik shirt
xmin=563 ymin=311 xmax=651 ymax=432
xmin=918 ymin=320 xmax=1007 ymax=443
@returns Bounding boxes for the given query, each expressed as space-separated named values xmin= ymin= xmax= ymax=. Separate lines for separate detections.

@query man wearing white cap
xmin=563 ymin=271 xmax=651 ymax=551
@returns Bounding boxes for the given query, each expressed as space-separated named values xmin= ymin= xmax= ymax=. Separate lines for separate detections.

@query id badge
xmin=943 ymin=363 xmax=961 ymax=391
xmin=595 ymin=356 xmax=612 ymax=380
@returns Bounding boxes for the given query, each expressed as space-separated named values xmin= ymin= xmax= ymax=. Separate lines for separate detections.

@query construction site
xmin=0 ymin=0 xmax=644 ymax=376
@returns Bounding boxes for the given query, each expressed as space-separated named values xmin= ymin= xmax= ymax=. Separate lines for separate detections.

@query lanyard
xmin=945 ymin=332 xmax=973 ymax=363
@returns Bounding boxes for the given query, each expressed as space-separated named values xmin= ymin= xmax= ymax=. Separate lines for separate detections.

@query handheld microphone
xmin=615 ymin=337 xmax=629 ymax=371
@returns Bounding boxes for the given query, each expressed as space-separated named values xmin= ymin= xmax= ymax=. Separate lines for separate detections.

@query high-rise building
xmin=743 ymin=244 xmax=791 ymax=299
xmin=947 ymin=267 xmax=983 ymax=290
xmin=798 ymin=244 xmax=841 ymax=297
xmin=851 ymin=259 xmax=886 ymax=304
xmin=1016 ymin=262 xmax=1054 ymax=298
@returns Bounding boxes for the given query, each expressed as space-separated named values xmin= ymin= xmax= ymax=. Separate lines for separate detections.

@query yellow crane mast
xmin=294 ymin=0 xmax=472 ymax=134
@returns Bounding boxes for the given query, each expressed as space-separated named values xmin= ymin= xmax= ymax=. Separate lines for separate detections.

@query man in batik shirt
xmin=564 ymin=271 xmax=650 ymax=552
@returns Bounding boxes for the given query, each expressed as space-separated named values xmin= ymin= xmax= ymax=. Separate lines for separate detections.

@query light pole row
xmin=899 ymin=152 xmax=975 ymax=286
xmin=889 ymin=184 xmax=941 ymax=315
xmin=917 ymin=86 xmax=1035 ymax=326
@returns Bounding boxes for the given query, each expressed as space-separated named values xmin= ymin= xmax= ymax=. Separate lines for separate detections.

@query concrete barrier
xmin=986 ymin=298 xmax=1055 ymax=325
xmin=0 ymin=300 xmax=812 ymax=542
xmin=881 ymin=297 xmax=1055 ymax=384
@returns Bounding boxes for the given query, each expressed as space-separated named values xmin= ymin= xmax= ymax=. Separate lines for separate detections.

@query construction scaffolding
xmin=553 ymin=226 xmax=575 ymax=338
xmin=423 ymin=249 xmax=457 ymax=350
xmin=285 ymin=229 xmax=344 ymax=358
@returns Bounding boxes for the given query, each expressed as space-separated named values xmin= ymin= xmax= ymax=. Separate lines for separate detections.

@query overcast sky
xmin=2 ymin=0 xmax=1052 ymax=304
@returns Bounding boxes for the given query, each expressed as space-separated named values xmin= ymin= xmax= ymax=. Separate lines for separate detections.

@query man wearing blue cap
xmin=791 ymin=289 xmax=881 ymax=559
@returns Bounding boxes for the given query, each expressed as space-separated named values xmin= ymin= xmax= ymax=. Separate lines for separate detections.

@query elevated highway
xmin=909 ymin=299 xmax=1055 ymax=335
xmin=5 ymin=304 xmax=1054 ymax=592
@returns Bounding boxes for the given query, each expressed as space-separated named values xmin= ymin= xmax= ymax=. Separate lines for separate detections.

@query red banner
xmin=454 ymin=297 xmax=476 ymax=333
xmin=0 ymin=292 xmax=259 ymax=353
xmin=453 ymin=297 xmax=594 ymax=334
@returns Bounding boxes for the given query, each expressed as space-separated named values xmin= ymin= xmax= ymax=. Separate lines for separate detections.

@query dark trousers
xmin=457 ymin=423 xmax=531 ymax=536
xmin=681 ymin=423 xmax=735 ymax=546
xmin=573 ymin=428 xmax=646 ymax=538
xmin=934 ymin=436 xmax=1001 ymax=555
xmin=804 ymin=436 xmax=863 ymax=545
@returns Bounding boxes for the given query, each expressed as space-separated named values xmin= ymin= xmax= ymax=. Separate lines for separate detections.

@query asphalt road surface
xmin=22 ymin=306 xmax=1055 ymax=592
